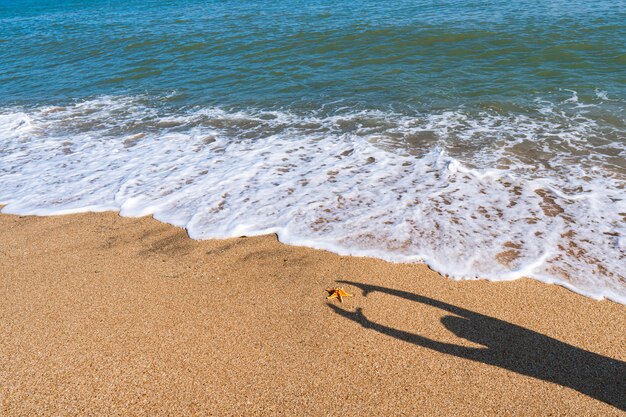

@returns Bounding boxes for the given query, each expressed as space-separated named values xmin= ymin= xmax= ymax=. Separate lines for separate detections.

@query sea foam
xmin=1 ymin=96 xmax=624 ymax=303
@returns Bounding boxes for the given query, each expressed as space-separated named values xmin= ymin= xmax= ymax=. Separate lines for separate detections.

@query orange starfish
xmin=326 ymin=287 xmax=353 ymax=303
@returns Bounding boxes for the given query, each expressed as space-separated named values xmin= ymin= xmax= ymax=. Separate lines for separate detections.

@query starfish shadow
xmin=328 ymin=281 xmax=626 ymax=411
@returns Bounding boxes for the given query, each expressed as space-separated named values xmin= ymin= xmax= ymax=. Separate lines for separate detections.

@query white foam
xmin=1 ymin=96 xmax=624 ymax=304
xmin=595 ymin=89 xmax=609 ymax=101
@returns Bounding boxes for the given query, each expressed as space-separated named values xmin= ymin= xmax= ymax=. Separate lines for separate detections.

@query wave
xmin=1 ymin=95 xmax=624 ymax=303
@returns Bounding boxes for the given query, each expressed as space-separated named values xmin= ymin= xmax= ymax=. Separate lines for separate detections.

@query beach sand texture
xmin=1 ymin=211 xmax=624 ymax=415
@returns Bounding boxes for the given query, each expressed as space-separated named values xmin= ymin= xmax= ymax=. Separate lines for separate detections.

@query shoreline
xmin=2 ymin=206 xmax=622 ymax=306
xmin=1 ymin=211 xmax=625 ymax=415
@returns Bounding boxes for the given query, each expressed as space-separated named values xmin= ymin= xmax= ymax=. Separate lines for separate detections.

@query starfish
xmin=326 ymin=287 xmax=353 ymax=303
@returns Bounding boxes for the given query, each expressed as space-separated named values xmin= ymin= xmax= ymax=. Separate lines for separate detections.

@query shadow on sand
xmin=327 ymin=281 xmax=625 ymax=411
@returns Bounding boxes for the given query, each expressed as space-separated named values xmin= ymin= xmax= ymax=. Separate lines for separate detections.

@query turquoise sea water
xmin=1 ymin=0 xmax=625 ymax=302
xmin=2 ymin=0 xmax=626 ymax=109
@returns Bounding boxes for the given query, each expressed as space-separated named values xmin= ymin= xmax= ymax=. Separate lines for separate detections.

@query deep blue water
xmin=1 ymin=0 xmax=625 ymax=111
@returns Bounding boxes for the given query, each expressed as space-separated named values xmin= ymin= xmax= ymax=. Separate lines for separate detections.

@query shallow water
xmin=1 ymin=0 xmax=625 ymax=302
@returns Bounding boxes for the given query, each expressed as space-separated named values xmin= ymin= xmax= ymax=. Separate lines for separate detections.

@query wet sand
xmin=1 ymin=211 xmax=624 ymax=416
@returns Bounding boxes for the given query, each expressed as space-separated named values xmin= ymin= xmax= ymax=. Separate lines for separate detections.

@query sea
xmin=1 ymin=0 xmax=624 ymax=303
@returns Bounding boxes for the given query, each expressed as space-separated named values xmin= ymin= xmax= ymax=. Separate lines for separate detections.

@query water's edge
xmin=2 ymin=205 xmax=623 ymax=306
xmin=1 ymin=99 xmax=624 ymax=305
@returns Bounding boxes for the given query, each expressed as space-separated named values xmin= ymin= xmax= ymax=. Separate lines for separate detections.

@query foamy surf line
xmin=1 ymin=96 xmax=624 ymax=304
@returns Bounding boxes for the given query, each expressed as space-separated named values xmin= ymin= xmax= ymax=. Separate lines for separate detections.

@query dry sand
xmin=1 ymin=211 xmax=624 ymax=416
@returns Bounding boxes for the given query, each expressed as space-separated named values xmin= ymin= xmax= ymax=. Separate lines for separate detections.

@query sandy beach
xmin=0 ymin=211 xmax=624 ymax=416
